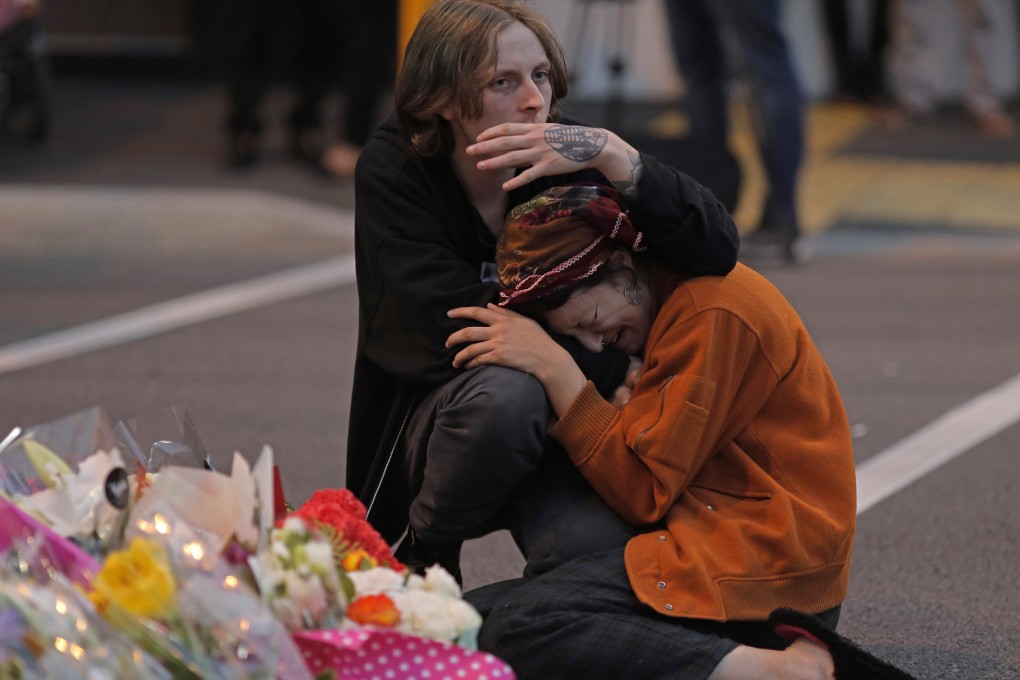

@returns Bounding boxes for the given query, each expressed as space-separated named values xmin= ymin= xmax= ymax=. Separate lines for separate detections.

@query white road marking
xmin=0 ymin=255 xmax=356 ymax=376
xmin=3 ymin=246 xmax=1017 ymax=514
xmin=856 ymin=371 xmax=1020 ymax=514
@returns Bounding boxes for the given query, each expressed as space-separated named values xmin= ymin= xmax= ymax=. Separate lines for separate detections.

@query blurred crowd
xmin=216 ymin=0 xmax=398 ymax=178
xmin=661 ymin=0 xmax=1016 ymax=262
xmin=2 ymin=0 xmax=1017 ymax=201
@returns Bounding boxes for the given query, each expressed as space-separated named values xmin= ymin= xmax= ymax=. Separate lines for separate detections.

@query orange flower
xmin=347 ymin=594 xmax=400 ymax=628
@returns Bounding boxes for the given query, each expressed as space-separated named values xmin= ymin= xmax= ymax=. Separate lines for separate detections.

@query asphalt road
xmin=2 ymin=78 xmax=1019 ymax=678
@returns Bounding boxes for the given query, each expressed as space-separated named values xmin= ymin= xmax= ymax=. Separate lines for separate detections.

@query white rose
xmin=423 ymin=565 xmax=462 ymax=597
xmin=271 ymin=539 xmax=290 ymax=563
xmin=305 ymin=541 xmax=335 ymax=573
xmin=391 ymin=590 xmax=459 ymax=642
xmin=446 ymin=598 xmax=483 ymax=635
xmin=282 ymin=516 xmax=308 ymax=536
xmin=347 ymin=567 xmax=405 ymax=596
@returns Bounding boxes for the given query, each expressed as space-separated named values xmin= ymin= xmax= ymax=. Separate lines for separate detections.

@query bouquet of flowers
xmin=279 ymin=489 xmax=482 ymax=646
xmin=88 ymin=515 xmax=310 ymax=680
xmin=0 ymin=495 xmax=171 ymax=678
xmin=0 ymin=567 xmax=171 ymax=678
xmin=0 ymin=407 xmax=511 ymax=680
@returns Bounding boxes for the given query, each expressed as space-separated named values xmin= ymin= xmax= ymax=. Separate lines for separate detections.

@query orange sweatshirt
xmin=550 ymin=263 xmax=856 ymax=622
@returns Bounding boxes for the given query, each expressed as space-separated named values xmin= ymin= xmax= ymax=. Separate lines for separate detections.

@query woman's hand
xmin=467 ymin=123 xmax=642 ymax=194
xmin=611 ymin=355 xmax=643 ymax=408
xmin=447 ymin=304 xmax=564 ymax=374
xmin=447 ymin=304 xmax=588 ymax=416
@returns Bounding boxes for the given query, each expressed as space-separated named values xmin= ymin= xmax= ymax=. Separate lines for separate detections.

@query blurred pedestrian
xmin=0 ymin=0 xmax=48 ymax=143
xmin=319 ymin=0 xmax=398 ymax=178
xmin=822 ymin=0 xmax=891 ymax=104
xmin=888 ymin=0 xmax=1016 ymax=138
xmin=222 ymin=0 xmax=337 ymax=169
xmin=664 ymin=0 xmax=806 ymax=265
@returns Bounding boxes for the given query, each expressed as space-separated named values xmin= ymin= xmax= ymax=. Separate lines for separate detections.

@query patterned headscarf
xmin=496 ymin=184 xmax=646 ymax=307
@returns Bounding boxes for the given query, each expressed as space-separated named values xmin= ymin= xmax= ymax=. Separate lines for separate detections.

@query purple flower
xmin=0 ymin=607 xmax=25 ymax=660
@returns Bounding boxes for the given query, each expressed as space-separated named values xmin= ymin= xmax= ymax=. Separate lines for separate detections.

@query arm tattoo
xmin=544 ymin=125 xmax=608 ymax=162
xmin=612 ymin=146 xmax=643 ymax=201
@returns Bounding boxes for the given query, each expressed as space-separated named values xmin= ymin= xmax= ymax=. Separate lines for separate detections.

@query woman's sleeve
xmin=548 ymin=306 xmax=772 ymax=525
xmin=627 ymin=152 xmax=740 ymax=276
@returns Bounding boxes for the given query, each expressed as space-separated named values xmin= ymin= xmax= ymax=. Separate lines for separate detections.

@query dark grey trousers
xmin=467 ymin=547 xmax=842 ymax=680
xmin=404 ymin=365 xmax=638 ymax=575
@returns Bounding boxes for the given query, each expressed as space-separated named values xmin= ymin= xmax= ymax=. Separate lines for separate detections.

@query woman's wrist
xmin=535 ymin=349 xmax=588 ymax=418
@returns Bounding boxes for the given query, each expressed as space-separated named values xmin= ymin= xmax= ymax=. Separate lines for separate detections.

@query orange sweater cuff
xmin=549 ymin=381 xmax=620 ymax=465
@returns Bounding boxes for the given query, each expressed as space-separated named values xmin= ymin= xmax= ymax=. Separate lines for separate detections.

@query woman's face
xmin=543 ymin=274 xmax=652 ymax=356
xmin=442 ymin=21 xmax=553 ymax=149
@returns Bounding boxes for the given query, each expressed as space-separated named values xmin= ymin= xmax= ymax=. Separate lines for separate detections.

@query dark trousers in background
xmin=224 ymin=0 xmax=338 ymax=137
xmin=665 ymin=0 xmax=804 ymax=235
xmin=338 ymin=0 xmax=398 ymax=147
xmin=822 ymin=0 xmax=891 ymax=102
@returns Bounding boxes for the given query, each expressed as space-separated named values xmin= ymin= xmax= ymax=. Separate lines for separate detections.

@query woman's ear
xmin=608 ymin=249 xmax=634 ymax=269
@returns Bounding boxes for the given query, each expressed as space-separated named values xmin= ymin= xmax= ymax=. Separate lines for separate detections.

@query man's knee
xmin=440 ymin=365 xmax=551 ymax=434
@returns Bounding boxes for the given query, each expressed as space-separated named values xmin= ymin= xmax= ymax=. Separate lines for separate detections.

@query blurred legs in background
xmin=223 ymin=0 xmax=336 ymax=169
xmin=320 ymin=0 xmax=398 ymax=178
xmin=888 ymin=0 xmax=1016 ymax=138
xmin=665 ymin=0 xmax=805 ymax=264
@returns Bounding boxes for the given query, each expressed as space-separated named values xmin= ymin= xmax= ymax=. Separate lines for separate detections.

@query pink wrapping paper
xmin=293 ymin=627 xmax=515 ymax=679
xmin=0 ymin=495 xmax=100 ymax=587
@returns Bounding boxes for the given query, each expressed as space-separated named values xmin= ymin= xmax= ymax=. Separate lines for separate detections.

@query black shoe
xmin=740 ymin=228 xmax=803 ymax=266
xmin=394 ymin=531 xmax=464 ymax=587
xmin=227 ymin=131 xmax=260 ymax=168
xmin=769 ymin=608 xmax=918 ymax=680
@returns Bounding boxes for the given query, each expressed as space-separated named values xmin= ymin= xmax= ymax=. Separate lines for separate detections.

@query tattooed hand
xmin=543 ymin=125 xmax=608 ymax=161
xmin=467 ymin=122 xmax=643 ymax=196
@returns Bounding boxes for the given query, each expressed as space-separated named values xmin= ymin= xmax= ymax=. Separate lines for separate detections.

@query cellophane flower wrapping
xmin=0 ymin=506 xmax=171 ymax=678
xmin=0 ymin=408 xmax=511 ymax=679
xmin=100 ymin=506 xmax=311 ymax=679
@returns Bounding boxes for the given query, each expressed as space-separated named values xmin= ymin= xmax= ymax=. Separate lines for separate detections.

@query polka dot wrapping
xmin=293 ymin=627 xmax=515 ymax=679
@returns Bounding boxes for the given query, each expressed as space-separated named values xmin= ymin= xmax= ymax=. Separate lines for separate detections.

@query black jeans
xmin=404 ymin=365 xmax=637 ymax=575
xmin=468 ymin=547 xmax=842 ymax=680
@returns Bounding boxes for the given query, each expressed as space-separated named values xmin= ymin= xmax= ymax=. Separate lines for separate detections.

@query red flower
xmin=287 ymin=489 xmax=403 ymax=570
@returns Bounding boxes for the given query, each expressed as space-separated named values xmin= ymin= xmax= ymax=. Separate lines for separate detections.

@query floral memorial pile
xmin=0 ymin=407 xmax=512 ymax=679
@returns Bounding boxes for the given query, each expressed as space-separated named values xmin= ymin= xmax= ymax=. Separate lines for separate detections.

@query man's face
xmin=443 ymin=21 xmax=553 ymax=151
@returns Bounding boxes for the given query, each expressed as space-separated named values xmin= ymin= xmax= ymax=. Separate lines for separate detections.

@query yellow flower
xmin=90 ymin=537 xmax=177 ymax=619
xmin=341 ymin=549 xmax=379 ymax=572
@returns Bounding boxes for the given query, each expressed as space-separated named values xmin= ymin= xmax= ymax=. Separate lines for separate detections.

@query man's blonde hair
xmin=395 ymin=0 xmax=569 ymax=157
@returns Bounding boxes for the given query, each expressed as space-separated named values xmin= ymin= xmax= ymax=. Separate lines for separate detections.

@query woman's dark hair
xmin=513 ymin=260 xmax=643 ymax=319
xmin=395 ymin=0 xmax=569 ymax=157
